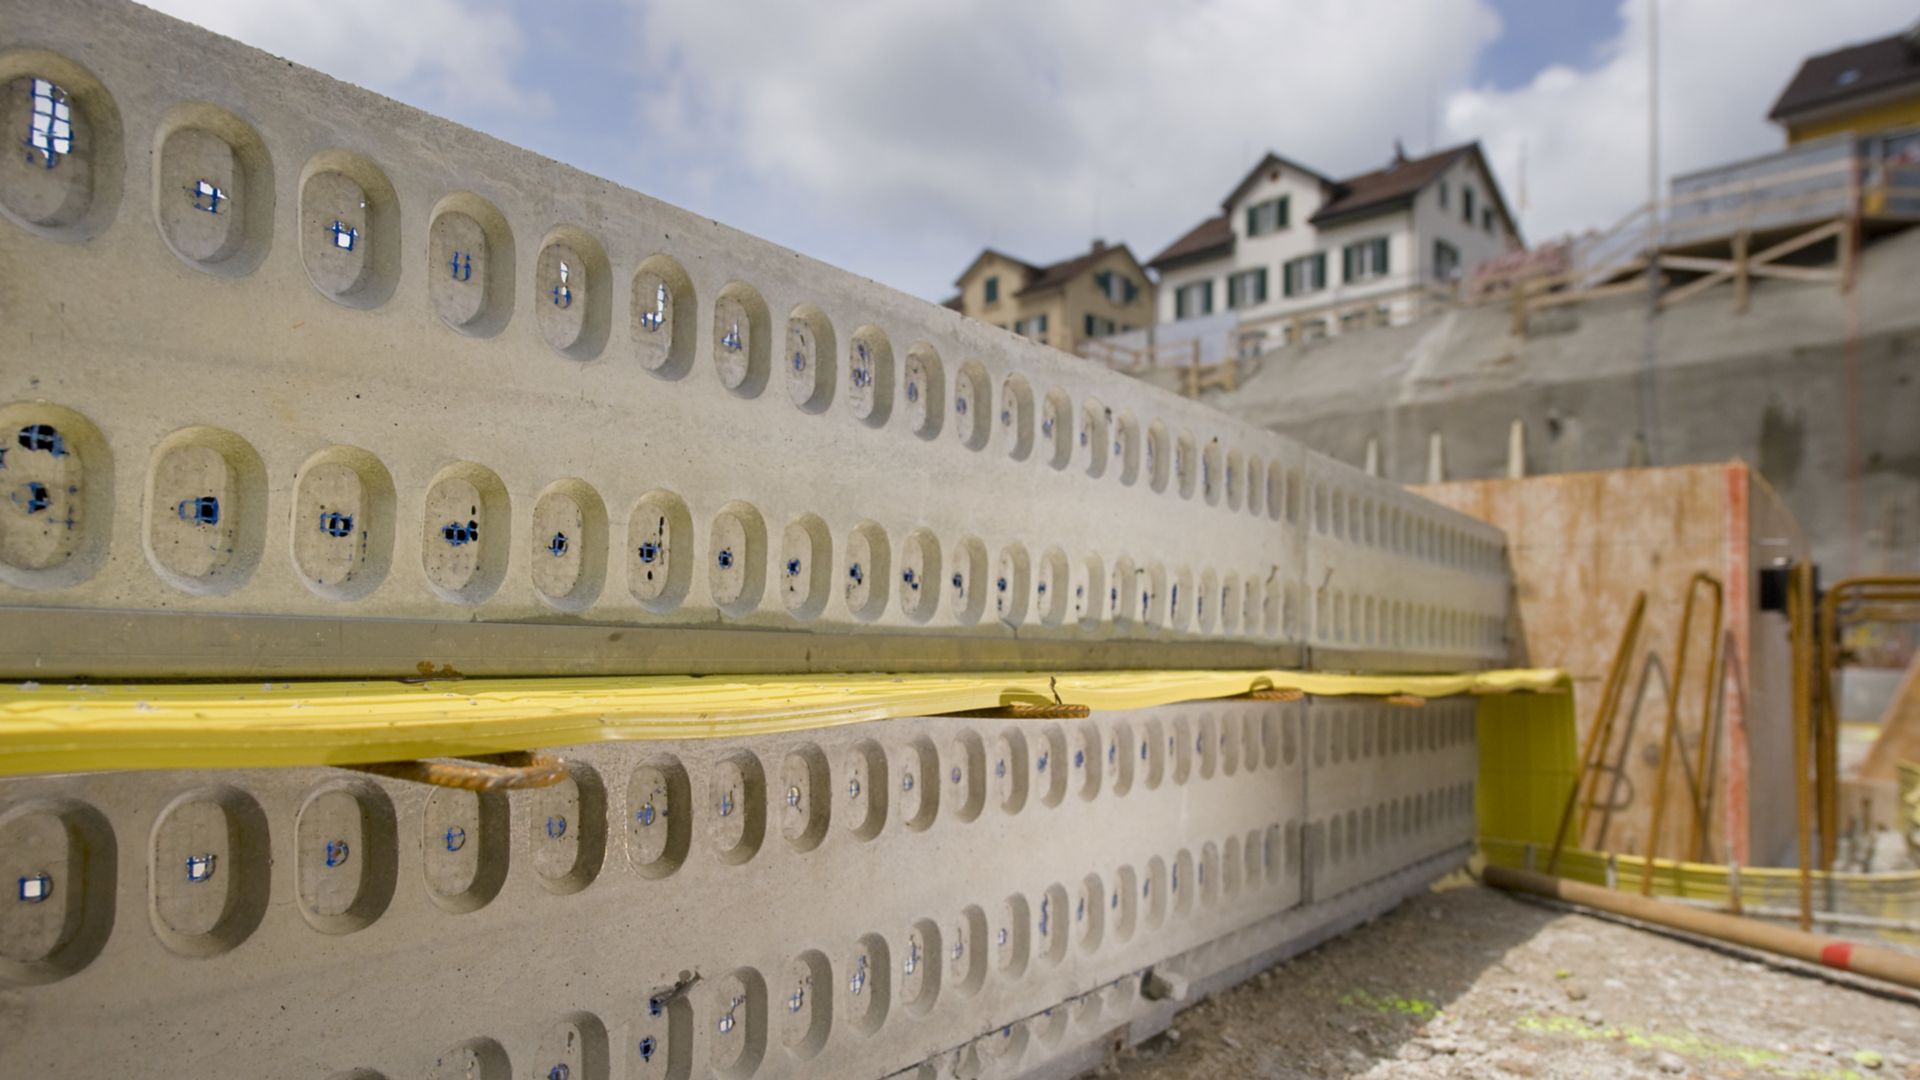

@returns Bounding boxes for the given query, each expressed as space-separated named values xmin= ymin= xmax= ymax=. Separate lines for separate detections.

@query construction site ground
xmin=1097 ymin=877 xmax=1920 ymax=1080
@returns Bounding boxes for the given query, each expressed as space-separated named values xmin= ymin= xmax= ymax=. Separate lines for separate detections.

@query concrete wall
xmin=0 ymin=692 xmax=1479 ymax=1079
xmin=1222 ymin=226 xmax=1920 ymax=578
xmin=0 ymin=0 xmax=1507 ymax=680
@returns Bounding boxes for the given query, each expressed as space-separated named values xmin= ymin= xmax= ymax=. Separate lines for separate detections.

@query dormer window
xmin=1247 ymin=196 xmax=1289 ymax=237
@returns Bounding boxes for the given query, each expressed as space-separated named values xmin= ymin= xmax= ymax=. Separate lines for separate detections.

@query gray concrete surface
xmin=1197 ymin=228 xmax=1920 ymax=578
xmin=0 ymin=697 xmax=1477 ymax=1080
xmin=0 ymin=0 xmax=1506 ymax=680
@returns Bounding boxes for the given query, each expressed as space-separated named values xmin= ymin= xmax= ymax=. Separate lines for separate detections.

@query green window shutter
xmin=1246 ymin=206 xmax=1258 ymax=235
xmin=1278 ymin=196 xmax=1289 ymax=228
xmin=1342 ymin=246 xmax=1355 ymax=283
xmin=1314 ymin=253 xmax=1326 ymax=288
xmin=1203 ymin=281 xmax=1214 ymax=314
xmin=1283 ymin=262 xmax=1295 ymax=297
xmin=1377 ymin=238 xmax=1389 ymax=275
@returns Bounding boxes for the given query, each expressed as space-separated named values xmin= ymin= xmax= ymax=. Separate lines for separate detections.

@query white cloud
xmin=626 ymin=0 xmax=1502 ymax=296
xmin=141 ymin=0 xmax=545 ymax=117
xmin=136 ymin=0 xmax=1920 ymax=300
xmin=1446 ymin=0 xmax=1918 ymax=246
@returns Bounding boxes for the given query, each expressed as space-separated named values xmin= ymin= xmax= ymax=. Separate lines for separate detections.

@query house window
xmin=1246 ymin=196 xmax=1289 ymax=237
xmin=1482 ymin=207 xmax=1494 ymax=233
xmin=1462 ymin=187 xmax=1475 ymax=225
xmin=1095 ymin=270 xmax=1140 ymax=304
xmin=1174 ymin=280 xmax=1214 ymax=319
xmin=1226 ymin=268 xmax=1268 ymax=309
xmin=1013 ymin=313 xmax=1049 ymax=339
xmin=1282 ymin=253 xmax=1326 ymax=297
xmin=984 ymin=276 xmax=999 ymax=304
xmin=1433 ymin=239 xmax=1461 ymax=282
xmin=1438 ymin=180 xmax=1449 ymax=210
xmin=1341 ymin=237 xmax=1389 ymax=283
xmin=1084 ymin=314 xmax=1117 ymax=338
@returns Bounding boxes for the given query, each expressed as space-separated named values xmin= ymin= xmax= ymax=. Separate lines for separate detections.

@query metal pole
xmin=1580 ymin=597 xmax=1650 ymax=853
xmin=1485 ymin=865 xmax=1920 ymax=992
xmin=1684 ymin=576 xmax=1726 ymax=863
xmin=1789 ymin=562 xmax=1815 ymax=930
xmin=1548 ymin=592 xmax=1646 ymax=872
xmin=1637 ymin=0 xmax=1663 ymax=465
xmin=1643 ymin=574 xmax=1717 ymax=895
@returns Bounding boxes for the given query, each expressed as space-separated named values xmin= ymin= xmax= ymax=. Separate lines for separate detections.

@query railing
xmin=1076 ymin=335 xmax=1203 ymax=372
xmin=1230 ymin=283 xmax=1458 ymax=358
xmin=1481 ymin=138 xmax=1920 ymax=336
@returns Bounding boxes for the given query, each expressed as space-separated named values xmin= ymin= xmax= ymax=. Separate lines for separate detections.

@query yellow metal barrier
xmin=1471 ymin=675 xmax=1920 ymax=935
xmin=0 ymin=667 xmax=1569 ymax=776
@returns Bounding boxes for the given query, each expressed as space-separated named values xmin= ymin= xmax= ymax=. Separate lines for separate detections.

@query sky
xmin=144 ymin=0 xmax=1915 ymax=301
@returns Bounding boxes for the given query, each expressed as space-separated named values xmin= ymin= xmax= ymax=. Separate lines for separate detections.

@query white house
xmin=1147 ymin=143 xmax=1521 ymax=347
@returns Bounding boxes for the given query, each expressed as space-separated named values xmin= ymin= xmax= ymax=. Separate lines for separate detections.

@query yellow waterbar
xmin=0 ymin=668 xmax=1568 ymax=776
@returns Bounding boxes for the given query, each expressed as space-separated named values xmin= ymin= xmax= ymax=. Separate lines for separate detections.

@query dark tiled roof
xmin=941 ymin=294 xmax=963 ymax=311
xmin=1220 ymin=152 xmax=1337 ymax=211
xmin=1147 ymin=214 xmax=1233 ymax=270
xmin=1148 ymin=141 xmax=1520 ymax=270
xmin=953 ymin=247 xmax=1042 ymax=288
xmin=1012 ymin=243 xmax=1146 ymax=296
xmin=1308 ymin=143 xmax=1474 ymax=226
xmin=1769 ymin=26 xmax=1920 ymax=122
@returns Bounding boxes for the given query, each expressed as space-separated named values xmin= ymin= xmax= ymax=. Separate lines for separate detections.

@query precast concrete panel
xmin=0 ymin=700 xmax=1477 ymax=1079
xmin=0 ymin=0 xmax=1507 ymax=680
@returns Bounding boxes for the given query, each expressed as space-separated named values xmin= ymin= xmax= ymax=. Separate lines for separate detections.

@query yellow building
xmin=945 ymin=240 xmax=1155 ymax=355
xmin=1769 ymin=19 xmax=1920 ymax=143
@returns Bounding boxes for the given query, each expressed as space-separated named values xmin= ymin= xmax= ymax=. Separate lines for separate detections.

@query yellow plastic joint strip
xmin=0 ymin=667 xmax=1569 ymax=777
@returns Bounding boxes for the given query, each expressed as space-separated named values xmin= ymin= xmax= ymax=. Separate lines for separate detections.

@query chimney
xmin=1091 ymin=238 xmax=1107 ymax=252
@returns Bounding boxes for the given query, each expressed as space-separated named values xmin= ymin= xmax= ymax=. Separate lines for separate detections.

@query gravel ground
xmin=1097 ymin=877 xmax=1920 ymax=1079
